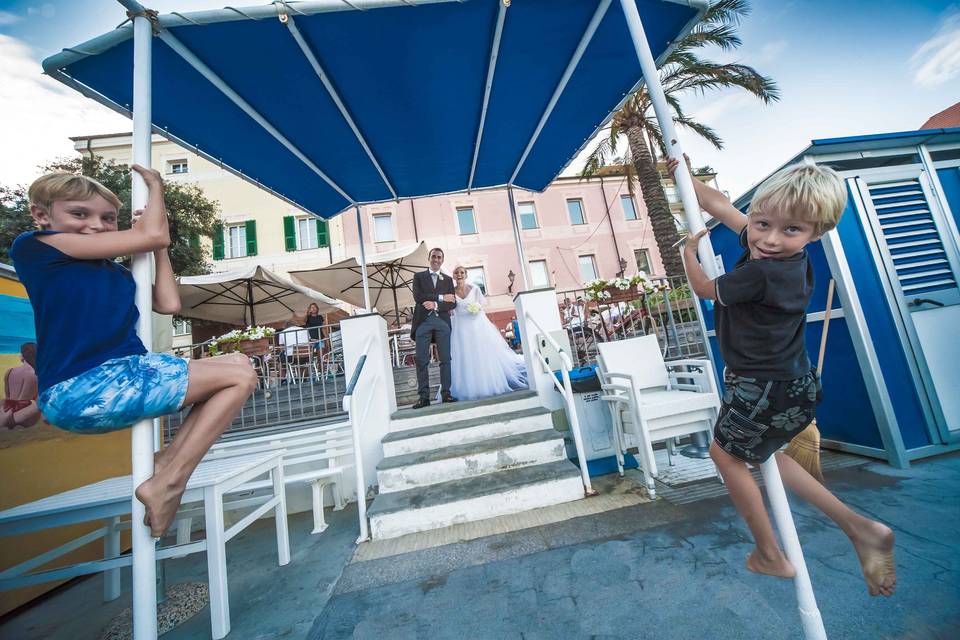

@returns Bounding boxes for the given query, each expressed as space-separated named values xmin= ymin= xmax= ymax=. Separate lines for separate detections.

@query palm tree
xmin=581 ymin=0 xmax=779 ymax=276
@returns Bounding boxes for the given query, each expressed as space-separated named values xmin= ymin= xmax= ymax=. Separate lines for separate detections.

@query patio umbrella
xmin=177 ymin=265 xmax=346 ymax=327
xmin=289 ymin=241 xmax=429 ymax=326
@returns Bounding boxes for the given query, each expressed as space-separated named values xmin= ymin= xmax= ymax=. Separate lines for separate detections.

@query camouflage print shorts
xmin=713 ymin=368 xmax=821 ymax=463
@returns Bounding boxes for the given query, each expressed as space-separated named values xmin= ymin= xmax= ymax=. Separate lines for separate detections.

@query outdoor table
xmin=0 ymin=452 xmax=290 ymax=639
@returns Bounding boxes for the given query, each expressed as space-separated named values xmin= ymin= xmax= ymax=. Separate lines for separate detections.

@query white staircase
xmin=366 ymin=390 xmax=586 ymax=539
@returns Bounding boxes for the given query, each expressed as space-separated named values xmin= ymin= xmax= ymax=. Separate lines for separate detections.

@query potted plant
xmin=584 ymin=273 xmax=656 ymax=303
xmin=208 ymin=326 xmax=277 ymax=357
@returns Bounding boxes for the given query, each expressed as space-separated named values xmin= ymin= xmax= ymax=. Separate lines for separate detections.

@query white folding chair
xmin=597 ymin=334 xmax=721 ymax=498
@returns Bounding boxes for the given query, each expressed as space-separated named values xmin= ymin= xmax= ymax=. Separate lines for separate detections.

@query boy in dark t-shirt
xmin=669 ymin=155 xmax=896 ymax=598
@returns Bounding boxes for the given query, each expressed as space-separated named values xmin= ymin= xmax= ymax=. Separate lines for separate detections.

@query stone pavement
xmin=2 ymin=452 xmax=957 ymax=639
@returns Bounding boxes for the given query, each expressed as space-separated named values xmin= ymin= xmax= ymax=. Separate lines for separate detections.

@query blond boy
xmin=671 ymin=156 xmax=896 ymax=597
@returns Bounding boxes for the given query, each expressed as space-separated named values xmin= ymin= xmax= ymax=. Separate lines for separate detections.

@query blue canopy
xmin=43 ymin=0 xmax=704 ymax=220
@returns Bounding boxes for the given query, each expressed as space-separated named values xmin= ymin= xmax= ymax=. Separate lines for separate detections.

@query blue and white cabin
xmin=699 ymin=127 xmax=960 ymax=468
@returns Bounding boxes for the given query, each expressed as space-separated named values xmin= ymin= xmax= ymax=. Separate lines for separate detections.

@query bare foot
xmin=746 ymin=549 xmax=796 ymax=579
xmin=135 ymin=475 xmax=186 ymax=538
xmin=851 ymin=521 xmax=896 ymax=596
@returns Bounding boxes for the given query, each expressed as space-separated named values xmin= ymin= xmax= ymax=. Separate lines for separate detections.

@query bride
xmin=449 ymin=266 xmax=527 ymax=401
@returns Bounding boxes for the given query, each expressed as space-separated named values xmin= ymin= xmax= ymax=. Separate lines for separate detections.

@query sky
xmin=0 ymin=0 xmax=958 ymax=199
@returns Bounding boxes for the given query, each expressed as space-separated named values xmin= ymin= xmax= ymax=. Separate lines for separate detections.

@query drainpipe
xmin=409 ymin=198 xmax=420 ymax=242
xmin=599 ymin=175 xmax=624 ymax=274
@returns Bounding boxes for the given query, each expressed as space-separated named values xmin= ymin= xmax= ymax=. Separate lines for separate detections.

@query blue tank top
xmin=10 ymin=231 xmax=147 ymax=393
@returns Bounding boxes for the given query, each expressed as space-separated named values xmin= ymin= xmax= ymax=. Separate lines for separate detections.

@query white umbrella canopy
xmin=177 ymin=264 xmax=346 ymax=326
xmin=289 ymin=241 xmax=430 ymax=325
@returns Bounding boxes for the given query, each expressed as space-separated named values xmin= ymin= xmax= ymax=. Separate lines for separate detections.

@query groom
xmin=410 ymin=247 xmax=458 ymax=409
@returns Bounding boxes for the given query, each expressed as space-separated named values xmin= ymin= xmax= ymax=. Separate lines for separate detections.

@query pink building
xmin=342 ymin=170 xmax=665 ymax=327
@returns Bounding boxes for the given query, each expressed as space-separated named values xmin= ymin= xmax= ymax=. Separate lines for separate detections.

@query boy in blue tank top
xmin=671 ymin=155 xmax=896 ymax=598
xmin=11 ymin=167 xmax=258 ymax=537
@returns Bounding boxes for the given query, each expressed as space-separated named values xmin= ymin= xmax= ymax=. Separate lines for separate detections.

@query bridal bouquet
xmin=466 ymin=302 xmax=482 ymax=314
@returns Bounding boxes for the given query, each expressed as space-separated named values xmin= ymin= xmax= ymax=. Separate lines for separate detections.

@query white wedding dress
xmin=450 ymin=285 xmax=528 ymax=401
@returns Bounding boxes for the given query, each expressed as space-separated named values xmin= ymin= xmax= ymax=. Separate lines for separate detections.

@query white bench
xmin=178 ymin=419 xmax=355 ymax=540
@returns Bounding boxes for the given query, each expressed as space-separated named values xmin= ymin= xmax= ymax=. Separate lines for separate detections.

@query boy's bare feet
xmin=746 ymin=548 xmax=796 ymax=579
xmin=851 ymin=521 xmax=896 ymax=596
xmin=135 ymin=474 xmax=186 ymax=538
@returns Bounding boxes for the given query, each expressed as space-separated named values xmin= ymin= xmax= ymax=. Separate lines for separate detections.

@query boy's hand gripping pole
xmin=618 ymin=1 xmax=826 ymax=638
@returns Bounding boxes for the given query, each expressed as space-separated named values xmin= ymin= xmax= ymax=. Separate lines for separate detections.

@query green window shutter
xmin=283 ymin=216 xmax=297 ymax=252
xmin=245 ymin=219 xmax=258 ymax=256
xmin=212 ymin=223 xmax=224 ymax=260
xmin=316 ymin=219 xmax=329 ymax=248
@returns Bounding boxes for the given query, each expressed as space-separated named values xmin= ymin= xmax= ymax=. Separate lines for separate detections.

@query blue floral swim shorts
xmin=713 ymin=368 xmax=821 ymax=463
xmin=38 ymin=353 xmax=189 ymax=434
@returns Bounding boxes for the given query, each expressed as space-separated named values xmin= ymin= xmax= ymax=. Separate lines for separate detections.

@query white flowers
xmin=466 ymin=302 xmax=482 ymax=314
xmin=583 ymin=273 xmax=654 ymax=302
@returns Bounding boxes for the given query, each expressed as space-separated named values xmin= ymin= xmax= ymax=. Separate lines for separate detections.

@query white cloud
xmin=755 ymin=40 xmax=788 ymax=64
xmin=26 ymin=4 xmax=56 ymax=20
xmin=911 ymin=9 xmax=960 ymax=87
xmin=0 ymin=10 xmax=21 ymax=26
xmin=0 ymin=33 xmax=129 ymax=187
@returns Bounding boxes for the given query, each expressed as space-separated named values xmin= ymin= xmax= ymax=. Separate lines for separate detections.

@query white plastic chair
xmin=597 ymin=334 xmax=721 ymax=498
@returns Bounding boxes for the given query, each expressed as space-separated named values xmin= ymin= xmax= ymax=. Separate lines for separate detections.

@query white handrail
xmin=341 ymin=337 xmax=374 ymax=543
xmin=524 ymin=313 xmax=595 ymax=496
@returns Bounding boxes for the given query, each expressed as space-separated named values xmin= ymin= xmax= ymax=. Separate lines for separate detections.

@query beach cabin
xmin=700 ymin=127 xmax=960 ymax=468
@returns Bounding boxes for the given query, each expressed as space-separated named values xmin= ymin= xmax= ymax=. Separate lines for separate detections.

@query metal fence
xmin=556 ymin=274 xmax=707 ymax=368
xmin=163 ymin=324 xmax=346 ymax=442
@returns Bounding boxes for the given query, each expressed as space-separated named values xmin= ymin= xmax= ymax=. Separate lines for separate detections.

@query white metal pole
xmin=355 ymin=206 xmax=372 ymax=311
xmin=130 ymin=12 xmax=158 ymax=640
xmin=619 ymin=3 xmax=826 ymax=638
xmin=506 ymin=187 xmax=531 ymax=290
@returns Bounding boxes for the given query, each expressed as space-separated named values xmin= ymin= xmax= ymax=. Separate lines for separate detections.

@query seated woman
xmin=1 ymin=343 xmax=42 ymax=430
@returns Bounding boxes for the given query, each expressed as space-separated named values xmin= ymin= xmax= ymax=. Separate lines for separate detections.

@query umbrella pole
xmin=127 ymin=7 xmax=158 ymax=638
xmin=618 ymin=2 xmax=826 ymax=639
xmin=355 ymin=205 xmax=372 ymax=311
xmin=247 ymin=280 xmax=256 ymax=327
xmin=507 ymin=186 xmax=530 ymax=290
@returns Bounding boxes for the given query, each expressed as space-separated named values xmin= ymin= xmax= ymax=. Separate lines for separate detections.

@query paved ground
xmin=2 ymin=452 xmax=958 ymax=640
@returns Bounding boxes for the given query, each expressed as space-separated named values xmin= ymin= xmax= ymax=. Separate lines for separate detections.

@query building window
xmin=664 ymin=185 xmax=680 ymax=204
xmin=518 ymin=202 xmax=539 ymax=230
xmin=466 ymin=267 xmax=487 ymax=295
xmin=567 ymin=199 xmax=586 ymax=225
xmin=373 ymin=213 xmax=394 ymax=242
xmin=578 ymin=255 xmax=598 ymax=284
xmin=226 ymin=223 xmax=247 ymax=258
xmin=167 ymin=159 xmax=188 ymax=174
xmin=172 ymin=318 xmax=192 ymax=336
xmin=457 ymin=207 xmax=478 ymax=235
xmin=297 ymin=217 xmax=319 ymax=250
xmin=635 ymin=248 xmax=652 ymax=275
xmin=621 ymin=195 xmax=638 ymax=221
xmin=529 ymin=260 xmax=550 ymax=288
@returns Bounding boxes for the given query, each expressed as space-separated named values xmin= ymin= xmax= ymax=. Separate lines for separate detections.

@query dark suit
xmin=411 ymin=269 xmax=456 ymax=401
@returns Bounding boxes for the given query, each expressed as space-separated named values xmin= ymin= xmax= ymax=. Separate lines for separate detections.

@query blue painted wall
xmin=935 ymin=166 xmax=960 ymax=229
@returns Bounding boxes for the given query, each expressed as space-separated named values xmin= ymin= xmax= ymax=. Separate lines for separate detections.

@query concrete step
xmin=367 ymin=459 xmax=585 ymax=539
xmin=390 ymin=390 xmax=540 ymax=432
xmin=376 ymin=429 xmax=566 ymax=493
xmin=381 ymin=407 xmax=552 ymax=457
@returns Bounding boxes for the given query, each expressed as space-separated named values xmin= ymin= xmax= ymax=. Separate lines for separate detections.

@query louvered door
xmin=856 ymin=171 xmax=960 ymax=438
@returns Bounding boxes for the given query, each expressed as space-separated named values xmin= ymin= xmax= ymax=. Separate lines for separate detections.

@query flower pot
xmin=238 ymin=337 xmax=271 ymax=356
xmin=603 ymin=287 xmax=639 ymax=303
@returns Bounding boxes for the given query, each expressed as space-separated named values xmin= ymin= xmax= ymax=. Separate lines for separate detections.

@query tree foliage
xmin=1 ymin=155 xmax=219 ymax=276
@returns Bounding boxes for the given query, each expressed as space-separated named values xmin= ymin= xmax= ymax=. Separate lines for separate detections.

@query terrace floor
xmin=2 ymin=451 xmax=958 ymax=640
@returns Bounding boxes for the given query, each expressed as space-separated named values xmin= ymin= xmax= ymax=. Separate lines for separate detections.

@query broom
xmin=783 ymin=278 xmax=836 ymax=482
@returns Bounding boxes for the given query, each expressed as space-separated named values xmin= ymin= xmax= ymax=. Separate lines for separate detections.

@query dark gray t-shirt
xmin=714 ymin=228 xmax=813 ymax=380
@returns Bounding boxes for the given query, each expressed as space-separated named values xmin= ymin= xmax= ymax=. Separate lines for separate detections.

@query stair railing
xmin=342 ymin=337 xmax=374 ymax=543
xmin=525 ymin=313 xmax=596 ymax=496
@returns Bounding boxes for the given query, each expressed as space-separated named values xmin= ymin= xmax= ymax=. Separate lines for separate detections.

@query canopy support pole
xmin=156 ymin=30 xmax=356 ymax=206
xmin=284 ymin=16 xmax=398 ymax=200
xmin=618 ymin=2 xmax=826 ymax=639
xmin=129 ymin=8 xmax=158 ymax=639
xmin=507 ymin=187 xmax=530 ymax=290
xmin=355 ymin=206 xmax=372 ymax=311
xmin=509 ymin=0 xmax=611 ymax=185
xmin=467 ymin=0 xmax=506 ymax=191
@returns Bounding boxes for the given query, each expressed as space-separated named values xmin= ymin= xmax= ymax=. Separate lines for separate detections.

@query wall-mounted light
xmin=507 ymin=269 xmax=516 ymax=293
xmin=618 ymin=257 xmax=628 ymax=277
